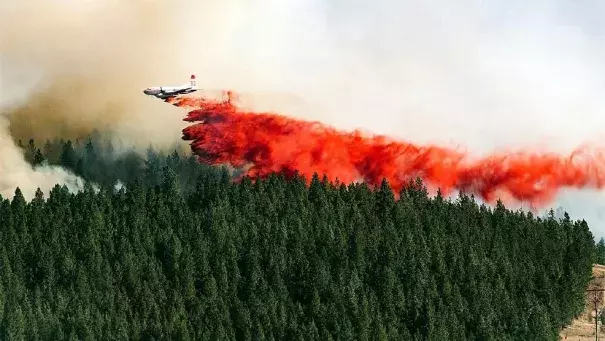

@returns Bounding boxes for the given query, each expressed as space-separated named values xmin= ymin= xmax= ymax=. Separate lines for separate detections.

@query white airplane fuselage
xmin=144 ymin=75 xmax=197 ymax=100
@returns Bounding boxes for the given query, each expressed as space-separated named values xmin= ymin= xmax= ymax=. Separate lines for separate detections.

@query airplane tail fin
xmin=190 ymin=74 xmax=197 ymax=89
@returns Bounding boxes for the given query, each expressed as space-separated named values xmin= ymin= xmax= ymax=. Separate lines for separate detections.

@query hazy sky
xmin=4 ymin=0 xmax=605 ymax=237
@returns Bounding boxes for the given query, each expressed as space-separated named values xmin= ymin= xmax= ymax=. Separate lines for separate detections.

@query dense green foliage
xmin=1 ymin=135 xmax=596 ymax=340
xmin=596 ymin=238 xmax=605 ymax=265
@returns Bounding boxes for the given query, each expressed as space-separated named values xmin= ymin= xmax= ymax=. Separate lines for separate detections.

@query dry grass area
xmin=560 ymin=264 xmax=605 ymax=340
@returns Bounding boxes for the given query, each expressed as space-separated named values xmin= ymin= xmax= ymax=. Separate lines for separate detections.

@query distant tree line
xmin=596 ymin=238 xmax=605 ymax=265
xmin=0 ymin=133 xmax=595 ymax=340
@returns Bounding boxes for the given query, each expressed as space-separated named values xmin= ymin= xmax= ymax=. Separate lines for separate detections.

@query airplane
xmin=143 ymin=75 xmax=197 ymax=100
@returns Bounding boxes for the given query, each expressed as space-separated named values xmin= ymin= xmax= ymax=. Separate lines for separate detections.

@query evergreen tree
xmin=0 ymin=135 xmax=596 ymax=340
xmin=596 ymin=237 xmax=605 ymax=265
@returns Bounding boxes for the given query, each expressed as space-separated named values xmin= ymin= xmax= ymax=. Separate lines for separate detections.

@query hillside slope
xmin=560 ymin=264 xmax=605 ymax=340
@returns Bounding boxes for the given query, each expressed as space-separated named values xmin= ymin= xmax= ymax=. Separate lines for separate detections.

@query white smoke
xmin=0 ymin=131 xmax=85 ymax=201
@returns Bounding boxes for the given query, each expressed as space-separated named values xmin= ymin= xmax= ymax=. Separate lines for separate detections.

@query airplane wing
xmin=163 ymin=87 xmax=191 ymax=96
xmin=157 ymin=93 xmax=177 ymax=100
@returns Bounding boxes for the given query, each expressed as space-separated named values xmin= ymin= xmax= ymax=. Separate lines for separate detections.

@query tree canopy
xmin=0 ymin=135 xmax=596 ymax=340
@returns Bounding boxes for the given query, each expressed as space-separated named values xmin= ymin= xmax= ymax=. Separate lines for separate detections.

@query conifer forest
xmin=0 ymin=135 xmax=598 ymax=340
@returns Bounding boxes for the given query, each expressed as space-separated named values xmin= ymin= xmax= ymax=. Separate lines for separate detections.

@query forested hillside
xmin=0 ymin=134 xmax=596 ymax=340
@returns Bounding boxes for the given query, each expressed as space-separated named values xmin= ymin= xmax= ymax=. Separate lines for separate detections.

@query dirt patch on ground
xmin=560 ymin=264 xmax=605 ymax=340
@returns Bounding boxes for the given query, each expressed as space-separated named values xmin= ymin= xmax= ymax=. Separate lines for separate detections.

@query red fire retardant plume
xmin=167 ymin=92 xmax=605 ymax=207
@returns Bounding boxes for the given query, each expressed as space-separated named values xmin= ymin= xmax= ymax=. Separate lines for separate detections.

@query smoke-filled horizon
xmin=3 ymin=0 xmax=605 ymax=236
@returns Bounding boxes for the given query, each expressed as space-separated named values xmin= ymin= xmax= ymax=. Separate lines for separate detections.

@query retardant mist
xmin=168 ymin=93 xmax=605 ymax=209
xmin=169 ymin=1 xmax=605 ymax=238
